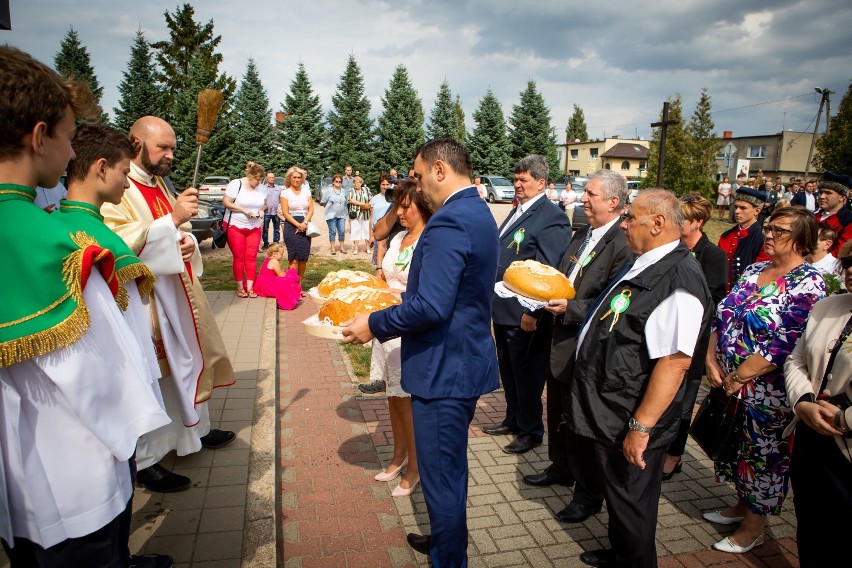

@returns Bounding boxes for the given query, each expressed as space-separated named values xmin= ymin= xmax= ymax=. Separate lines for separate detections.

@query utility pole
xmin=805 ymin=88 xmax=833 ymax=179
xmin=651 ymin=101 xmax=680 ymax=187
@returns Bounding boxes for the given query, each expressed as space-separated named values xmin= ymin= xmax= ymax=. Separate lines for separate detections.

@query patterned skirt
xmin=282 ymin=215 xmax=311 ymax=261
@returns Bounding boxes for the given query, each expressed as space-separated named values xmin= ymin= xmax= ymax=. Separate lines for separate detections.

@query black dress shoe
xmin=662 ymin=460 xmax=682 ymax=481
xmin=406 ymin=533 xmax=430 ymax=555
xmin=200 ymin=428 xmax=236 ymax=449
xmin=482 ymin=424 xmax=516 ymax=436
xmin=358 ymin=380 xmax=386 ymax=394
xmin=580 ymin=548 xmax=616 ymax=567
xmin=555 ymin=501 xmax=602 ymax=523
xmin=502 ymin=434 xmax=542 ymax=454
xmin=522 ymin=470 xmax=575 ymax=488
xmin=136 ymin=464 xmax=191 ymax=493
xmin=129 ymin=553 xmax=175 ymax=568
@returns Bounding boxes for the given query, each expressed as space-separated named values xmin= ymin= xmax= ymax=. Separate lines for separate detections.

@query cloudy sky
xmin=4 ymin=0 xmax=851 ymax=142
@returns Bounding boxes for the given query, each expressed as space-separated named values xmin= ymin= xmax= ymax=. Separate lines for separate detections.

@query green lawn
xmin=200 ymin=253 xmax=375 ymax=378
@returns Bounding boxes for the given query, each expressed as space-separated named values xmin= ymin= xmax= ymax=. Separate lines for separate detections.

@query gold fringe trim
xmin=116 ymin=262 xmax=156 ymax=300
xmin=0 ymin=232 xmax=98 ymax=366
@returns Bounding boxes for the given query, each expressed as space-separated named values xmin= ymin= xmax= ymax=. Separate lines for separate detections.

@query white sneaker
xmin=702 ymin=510 xmax=744 ymax=525
xmin=713 ymin=534 xmax=764 ymax=554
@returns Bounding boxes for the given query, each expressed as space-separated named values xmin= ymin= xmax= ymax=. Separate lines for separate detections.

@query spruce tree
xmin=683 ymin=88 xmax=720 ymax=197
xmin=326 ymin=55 xmax=375 ymax=184
xmin=453 ymin=95 xmax=467 ymax=144
xmin=113 ymin=29 xmax=164 ymax=132
xmin=427 ymin=81 xmax=460 ymax=140
xmin=230 ymin=58 xmax=274 ymax=172
xmin=169 ymin=51 xmax=233 ymax=188
xmin=274 ymin=63 xmax=327 ymax=180
xmin=643 ymin=94 xmax=688 ymax=191
xmin=54 ymin=27 xmax=104 ymax=107
xmin=508 ymin=80 xmax=560 ymax=176
xmin=469 ymin=89 xmax=512 ymax=178
xmin=151 ymin=3 xmax=236 ymax=121
xmin=565 ymin=104 xmax=589 ymax=143
xmin=375 ymin=64 xmax=424 ymax=174
xmin=814 ymin=81 xmax=852 ymax=176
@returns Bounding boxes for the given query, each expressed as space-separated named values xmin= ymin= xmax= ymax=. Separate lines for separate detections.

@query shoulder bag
xmin=688 ymin=386 xmax=742 ymax=462
xmin=212 ymin=180 xmax=241 ymax=248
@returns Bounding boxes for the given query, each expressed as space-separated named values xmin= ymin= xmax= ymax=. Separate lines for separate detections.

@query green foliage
xmin=375 ymin=65 xmax=424 ymax=175
xmin=454 ymin=95 xmax=468 ymax=144
xmin=170 ymin=51 xmax=233 ymax=189
xmin=230 ymin=58 xmax=274 ymax=176
xmin=469 ymin=89 xmax=512 ymax=177
xmin=508 ymin=80 xmax=561 ymax=177
xmin=54 ymin=27 xmax=104 ymax=109
xmin=565 ymin=104 xmax=588 ymax=143
xmin=326 ymin=55 xmax=376 ymax=183
xmin=427 ymin=81 xmax=460 ymax=140
xmin=151 ymin=3 xmax=236 ymax=122
xmin=274 ymin=63 xmax=328 ymax=180
xmin=113 ymin=29 xmax=164 ymax=132
xmin=642 ymin=94 xmax=688 ymax=191
xmin=683 ymin=88 xmax=721 ymax=198
xmin=814 ymin=81 xmax=852 ymax=176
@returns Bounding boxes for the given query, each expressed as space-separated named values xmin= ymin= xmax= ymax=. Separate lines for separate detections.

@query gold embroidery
xmin=152 ymin=197 xmax=169 ymax=219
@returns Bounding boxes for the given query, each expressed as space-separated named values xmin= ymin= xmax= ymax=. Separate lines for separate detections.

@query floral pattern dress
xmin=711 ymin=261 xmax=825 ymax=515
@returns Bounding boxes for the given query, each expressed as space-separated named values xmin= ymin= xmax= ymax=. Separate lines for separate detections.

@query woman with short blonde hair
xmin=223 ymin=161 xmax=267 ymax=298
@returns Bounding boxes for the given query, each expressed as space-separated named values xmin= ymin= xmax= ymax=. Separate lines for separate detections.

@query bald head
xmin=620 ymin=189 xmax=684 ymax=255
xmin=130 ymin=116 xmax=176 ymax=177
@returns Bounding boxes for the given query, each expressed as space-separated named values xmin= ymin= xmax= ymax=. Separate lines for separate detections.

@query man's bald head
xmin=130 ymin=115 xmax=176 ymax=177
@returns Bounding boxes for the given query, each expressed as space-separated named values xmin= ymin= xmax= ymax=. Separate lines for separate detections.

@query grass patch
xmin=199 ymin=254 xmax=374 ymax=291
xmin=343 ymin=342 xmax=372 ymax=380
xmin=703 ymin=218 xmax=730 ymax=245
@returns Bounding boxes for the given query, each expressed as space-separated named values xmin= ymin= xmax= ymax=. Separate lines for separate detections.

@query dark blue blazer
xmin=493 ymin=195 xmax=571 ymax=326
xmin=369 ymin=186 xmax=500 ymax=399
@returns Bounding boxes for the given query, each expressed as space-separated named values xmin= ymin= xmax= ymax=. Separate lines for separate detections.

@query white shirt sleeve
xmin=645 ymin=289 xmax=704 ymax=359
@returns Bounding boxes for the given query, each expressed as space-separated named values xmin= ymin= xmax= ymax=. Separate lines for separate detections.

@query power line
xmin=587 ymin=92 xmax=816 ymax=132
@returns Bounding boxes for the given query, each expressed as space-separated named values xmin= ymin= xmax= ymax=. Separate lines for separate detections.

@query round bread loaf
xmin=318 ymin=286 xmax=401 ymax=325
xmin=317 ymin=269 xmax=388 ymax=297
xmin=503 ymin=260 xmax=575 ymax=301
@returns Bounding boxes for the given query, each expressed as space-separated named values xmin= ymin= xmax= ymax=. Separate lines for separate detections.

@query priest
xmin=102 ymin=116 xmax=236 ymax=493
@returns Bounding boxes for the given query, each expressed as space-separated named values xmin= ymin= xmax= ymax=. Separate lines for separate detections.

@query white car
xmin=627 ymin=180 xmax=641 ymax=203
xmin=197 ymin=176 xmax=230 ymax=202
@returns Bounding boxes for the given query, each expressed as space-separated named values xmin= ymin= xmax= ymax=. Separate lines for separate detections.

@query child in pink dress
xmin=253 ymin=244 xmax=302 ymax=310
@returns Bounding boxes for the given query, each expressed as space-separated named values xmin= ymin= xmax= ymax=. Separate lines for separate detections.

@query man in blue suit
xmin=485 ymin=155 xmax=571 ymax=454
xmin=342 ymin=138 xmax=500 ymax=567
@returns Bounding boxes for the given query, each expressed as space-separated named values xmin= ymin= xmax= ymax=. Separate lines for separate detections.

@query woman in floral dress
xmin=703 ymin=206 xmax=825 ymax=554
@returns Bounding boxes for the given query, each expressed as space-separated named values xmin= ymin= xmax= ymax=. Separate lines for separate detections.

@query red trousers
xmin=227 ymin=225 xmax=261 ymax=284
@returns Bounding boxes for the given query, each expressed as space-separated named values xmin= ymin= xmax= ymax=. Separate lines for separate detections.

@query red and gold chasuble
xmin=131 ymin=179 xmax=193 ymax=281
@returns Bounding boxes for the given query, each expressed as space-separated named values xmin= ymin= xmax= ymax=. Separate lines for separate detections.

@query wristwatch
xmin=628 ymin=417 xmax=652 ymax=434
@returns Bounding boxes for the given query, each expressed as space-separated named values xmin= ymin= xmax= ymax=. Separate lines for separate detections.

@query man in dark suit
xmin=524 ymin=169 xmax=634 ymax=524
xmin=342 ymin=138 xmax=500 ymax=567
xmin=484 ymin=155 xmax=571 ymax=454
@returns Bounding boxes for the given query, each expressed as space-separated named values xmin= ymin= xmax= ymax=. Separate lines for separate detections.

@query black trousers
xmin=493 ymin=324 xmax=550 ymax=439
xmin=790 ymin=423 xmax=852 ymax=568
xmin=544 ymin=376 xmax=572 ymax=477
xmin=586 ymin=437 xmax=666 ymax=568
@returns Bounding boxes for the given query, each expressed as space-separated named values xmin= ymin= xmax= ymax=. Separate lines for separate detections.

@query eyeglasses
xmin=333 ymin=180 xmax=341 ymax=184
xmin=761 ymin=224 xmax=793 ymax=238
xmin=841 ymin=256 xmax=852 ymax=270
xmin=680 ymin=195 xmax=698 ymax=203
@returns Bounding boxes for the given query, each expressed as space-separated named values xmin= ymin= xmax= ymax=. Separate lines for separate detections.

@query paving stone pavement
xmin=279 ymin=297 xmax=803 ymax=568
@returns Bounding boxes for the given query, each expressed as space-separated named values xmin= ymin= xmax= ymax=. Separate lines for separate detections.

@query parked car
xmin=313 ymin=175 xmax=335 ymax=202
xmin=197 ymin=175 xmax=230 ymax=202
xmin=626 ymin=180 xmax=641 ymax=203
xmin=164 ymin=177 xmax=222 ymax=244
xmin=274 ymin=176 xmax=285 ymax=187
xmin=570 ymin=179 xmax=590 ymax=233
xmin=480 ymin=175 xmax=514 ymax=203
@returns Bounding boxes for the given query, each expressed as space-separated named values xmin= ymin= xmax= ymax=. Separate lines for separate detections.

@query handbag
xmin=688 ymin=387 xmax=742 ymax=462
xmin=211 ymin=180 xmax=242 ymax=249
xmin=305 ymin=221 xmax=321 ymax=238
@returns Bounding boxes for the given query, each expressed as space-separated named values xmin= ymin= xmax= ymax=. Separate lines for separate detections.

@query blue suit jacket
xmin=369 ymin=186 xmax=500 ymax=399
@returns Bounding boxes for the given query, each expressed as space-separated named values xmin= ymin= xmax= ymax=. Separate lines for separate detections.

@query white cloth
xmin=350 ymin=218 xmax=370 ymax=241
xmin=567 ymin=215 xmax=621 ymax=283
xmin=0 ymin=272 xmax=170 ymax=548
xmin=281 ymin=188 xmax=310 ymax=217
xmin=577 ymin=240 xmax=703 ymax=357
xmin=225 ymin=178 xmax=267 ymax=229
xmin=33 ymin=182 xmax=67 ymax=211
xmin=804 ymin=192 xmax=816 ymax=212
xmin=810 ymin=254 xmax=842 ymax=278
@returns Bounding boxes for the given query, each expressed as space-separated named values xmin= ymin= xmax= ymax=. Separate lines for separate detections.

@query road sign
xmin=723 ymin=143 xmax=737 ymax=156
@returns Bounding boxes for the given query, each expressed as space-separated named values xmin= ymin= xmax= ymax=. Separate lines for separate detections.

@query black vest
xmin=567 ymin=243 xmax=712 ymax=449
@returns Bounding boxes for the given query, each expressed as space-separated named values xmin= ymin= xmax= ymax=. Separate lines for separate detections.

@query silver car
xmin=197 ymin=176 xmax=230 ymax=202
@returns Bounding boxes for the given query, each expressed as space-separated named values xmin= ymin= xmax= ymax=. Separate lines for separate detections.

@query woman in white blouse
xmin=278 ymin=166 xmax=315 ymax=284
xmin=223 ymin=161 xmax=267 ymax=298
